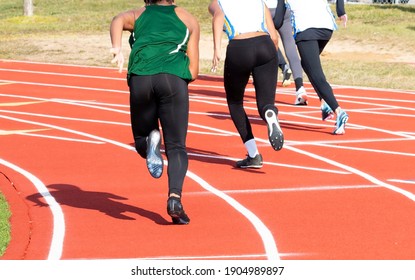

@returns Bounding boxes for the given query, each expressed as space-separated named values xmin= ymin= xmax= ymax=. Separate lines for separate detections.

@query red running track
xmin=1 ymin=59 xmax=415 ymax=260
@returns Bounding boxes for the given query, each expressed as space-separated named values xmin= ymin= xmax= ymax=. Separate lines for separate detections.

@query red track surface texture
xmin=1 ymin=60 xmax=414 ymax=260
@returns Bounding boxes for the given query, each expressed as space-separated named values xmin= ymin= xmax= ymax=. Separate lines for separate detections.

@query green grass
xmin=0 ymin=2 xmax=414 ymax=89
xmin=323 ymin=4 xmax=415 ymax=89
xmin=0 ymin=0 xmax=212 ymax=34
xmin=0 ymin=191 xmax=11 ymax=257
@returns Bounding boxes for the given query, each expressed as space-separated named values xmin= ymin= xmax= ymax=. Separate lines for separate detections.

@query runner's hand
xmin=110 ymin=48 xmax=124 ymax=73
xmin=211 ymin=51 xmax=221 ymax=73
xmin=339 ymin=14 xmax=348 ymax=28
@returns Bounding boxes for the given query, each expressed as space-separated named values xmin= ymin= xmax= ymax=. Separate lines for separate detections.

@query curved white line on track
xmin=0 ymin=114 xmax=279 ymax=260
xmin=0 ymin=158 xmax=65 ymax=260
xmin=185 ymin=171 xmax=279 ymax=260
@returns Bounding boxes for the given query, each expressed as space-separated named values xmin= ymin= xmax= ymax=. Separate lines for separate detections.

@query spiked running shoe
xmin=146 ymin=129 xmax=163 ymax=178
xmin=294 ymin=86 xmax=308 ymax=106
xmin=236 ymin=154 xmax=263 ymax=169
xmin=282 ymin=66 xmax=292 ymax=87
xmin=321 ymin=101 xmax=334 ymax=121
xmin=167 ymin=197 xmax=190 ymax=225
xmin=333 ymin=110 xmax=349 ymax=135
xmin=265 ymin=108 xmax=284 ymax=151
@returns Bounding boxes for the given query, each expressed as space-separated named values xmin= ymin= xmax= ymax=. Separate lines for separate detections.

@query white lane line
xmin=0 ymin=68 xmax=121 ymax=81
xmin=185 ymin=184 xmax=380 ymax=196
xmin=0 ymin=109 xmax=130 ymax=126
xmin=0 ymin=158 xmax=65 ymax=260
xmin=16 ymin=132 xmax=105 ymax=144
xmin=0 ymin=93 xmax=129 ymax=109
xmin=289 ymin=137 xmax=415 ymax=146
xmin=388 ymin=179 xmax=415 ymax=185
xmin=310 ymin=143 xmax=415 ymax=157
xmin=0 ymin=79 xmax=128 ymax=94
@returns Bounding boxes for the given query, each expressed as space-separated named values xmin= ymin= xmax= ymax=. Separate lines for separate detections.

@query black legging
xmin=129 ymin=73 xmax=189 ymax=197
xmin=224 ymin=35 xmax=278 ymax=143
xmin=296 ymin=39 xmax=339 ymax=111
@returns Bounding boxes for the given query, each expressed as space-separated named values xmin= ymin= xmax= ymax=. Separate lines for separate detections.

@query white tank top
xmin=286 ymin=0 xmax=337 ymax=35
xmin=218 ymin=0 xmax=269 ymax=40
xmin=263 ymin=0 xmax=278 ymax=9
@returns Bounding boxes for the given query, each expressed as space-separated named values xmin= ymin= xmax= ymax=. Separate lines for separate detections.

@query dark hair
xmin=144 ymin=0 xmax=174 ymax=4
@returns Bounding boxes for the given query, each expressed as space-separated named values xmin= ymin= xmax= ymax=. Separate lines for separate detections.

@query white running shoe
xmin=294 ymin=86 xmax=308 ymax=106
xmin=146 ymin=129 xmax=163 ymax=178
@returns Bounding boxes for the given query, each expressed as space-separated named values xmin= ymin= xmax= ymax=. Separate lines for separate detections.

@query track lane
xmin=1 ymin=60 xmax=414 ymax=260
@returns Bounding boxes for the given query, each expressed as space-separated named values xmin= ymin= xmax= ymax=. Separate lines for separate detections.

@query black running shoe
xmin=236 ymin=154 xmax=263 ymax=169
xmin=167 ymin=197 xmax=190 ymax=225
xmin=146 ymin=129 xmax=163 ymax=178
xmin=265 ymin=108 xmax=284 ymax=151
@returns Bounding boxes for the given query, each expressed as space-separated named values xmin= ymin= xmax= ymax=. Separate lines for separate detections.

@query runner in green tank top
xmin=128 ymin=5 xmax=193 ymax=81
xmin=110 ymin=0 xmax=199 ymax=225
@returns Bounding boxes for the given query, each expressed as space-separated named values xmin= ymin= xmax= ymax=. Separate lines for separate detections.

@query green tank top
xmin=128 ymin=5 xmax=192 ymax=81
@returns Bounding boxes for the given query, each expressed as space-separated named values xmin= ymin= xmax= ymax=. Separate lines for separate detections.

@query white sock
xmin=244 ymin=139 xmax=259 ymax=158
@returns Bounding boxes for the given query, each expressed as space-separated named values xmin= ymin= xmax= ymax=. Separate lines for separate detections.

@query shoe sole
xmin=295 ymin=94 xmax=308 ymax=106
xmin=168 ymin=211 xmax=190 ymax=225
xmin=282 ymin=79 xmax=292 ymax=87
xmin=237 ymin=164 xmax=263 ymax=169
xmin=265 ymin=109 xmax=284 ymax=151
xmin=333 ymin=115 xmax=349 ymax=135
xmin=146 ymin=130 xmax=163 ymax=178
xmin=282 ymin=69 xmax=292 ymax=87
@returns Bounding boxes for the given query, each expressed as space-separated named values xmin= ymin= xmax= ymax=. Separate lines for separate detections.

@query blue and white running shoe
xmin=146 ymin=129 xmax=163 ymax=178
xmin=333 ymin=110 xmax=349 ymax=135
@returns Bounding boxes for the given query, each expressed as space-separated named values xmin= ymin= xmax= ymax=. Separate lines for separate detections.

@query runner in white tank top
xmin=218 ymin=0 xmax=269 ymax=39
xmin=209 ymin=0 xmax=284 ymax=169
xmin=274 ymin=0 xmax=349 ymax=135
xmin=286 ymin=0 xmax=338 ymax=37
